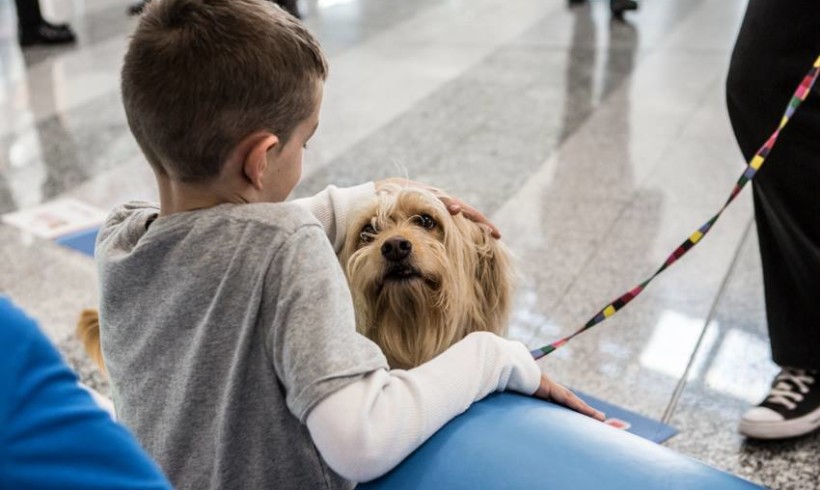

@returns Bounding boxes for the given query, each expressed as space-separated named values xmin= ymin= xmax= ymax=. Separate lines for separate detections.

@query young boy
xmin=98 ymin=1 xmax=603 ymax=488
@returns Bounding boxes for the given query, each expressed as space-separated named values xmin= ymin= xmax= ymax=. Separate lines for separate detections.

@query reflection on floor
xmin=1 ymin=0 xmax=817 ymax=488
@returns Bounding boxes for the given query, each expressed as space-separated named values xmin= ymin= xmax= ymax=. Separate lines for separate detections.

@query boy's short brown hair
xmin=121 ymin=0 xmax=328 ymax=183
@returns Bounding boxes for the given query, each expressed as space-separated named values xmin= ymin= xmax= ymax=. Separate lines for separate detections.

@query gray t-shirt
xmin=96 ymin=201 xmax=388 ymax=489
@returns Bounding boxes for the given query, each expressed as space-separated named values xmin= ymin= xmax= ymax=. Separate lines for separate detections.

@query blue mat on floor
xmin=575 ymin=390 xmax=677 ymax=443
xmin=55 ymin=227 xmax=99 ymax=257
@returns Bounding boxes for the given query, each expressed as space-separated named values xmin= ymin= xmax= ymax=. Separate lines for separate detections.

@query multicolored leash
xmin=531 ymin=54 xmax=820 ymax=361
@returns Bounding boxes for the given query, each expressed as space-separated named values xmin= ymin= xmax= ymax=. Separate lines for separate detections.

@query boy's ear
xmin=241 ymin=132 xmax=279 ymax=190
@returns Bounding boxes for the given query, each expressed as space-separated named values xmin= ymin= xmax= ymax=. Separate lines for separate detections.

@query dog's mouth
xmin=382 ymin=263 xmax=423 ymax=283
xmin=375 ymin=262 xmax=440 ymax=295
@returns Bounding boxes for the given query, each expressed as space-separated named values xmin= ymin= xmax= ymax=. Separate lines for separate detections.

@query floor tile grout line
xmin=660 ymin=216 xmax=754 ymax=425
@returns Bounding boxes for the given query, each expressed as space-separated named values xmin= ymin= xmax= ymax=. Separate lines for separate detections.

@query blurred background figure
xmin=128 ymin=0 xmax=302 ymax=18
xmin=14 ymin=0 xmax=76 ymax=46
xmin=568 ymin=0 xmax=638 ymax=19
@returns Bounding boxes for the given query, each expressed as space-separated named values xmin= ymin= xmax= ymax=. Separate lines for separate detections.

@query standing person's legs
xmin=610 ymin=0 xmax=637 ymax=18
xmin=726 ymin=0 xmax=820 ymax=439
xmin=15 ymin=0 xmax=76 ymax=46
xmin=14 ymin=0 xmax=43 ymax=29
xmin=568 ymin=0 xmax=638 ymax=18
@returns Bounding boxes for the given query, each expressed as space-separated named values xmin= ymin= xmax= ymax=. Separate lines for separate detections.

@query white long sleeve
xmin=292 ymin=183 xmax=376 ymax=254
xmin=305 ymin=331 xmax=541 ymax=483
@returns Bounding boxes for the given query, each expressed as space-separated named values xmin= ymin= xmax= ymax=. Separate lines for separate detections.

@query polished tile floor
xmin=1 ymin=0 xmax=818 ymax=488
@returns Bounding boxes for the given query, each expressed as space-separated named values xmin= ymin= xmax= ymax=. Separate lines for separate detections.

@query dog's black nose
xmin=381 ymin=237 xmax=412 ymax=261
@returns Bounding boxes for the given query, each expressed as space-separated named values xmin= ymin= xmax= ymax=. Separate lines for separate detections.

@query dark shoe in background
xmin=275 ymin=0 xmax=301 ymax=19
xmin=19 ymin=22 xmax=76 ymax=47
xmin=41 ymin=19 xmax=70 ymax=31
xmin=128 ymin=0 xmax=150 ymax=16
xmin=610 ymin=0 xmax=638 ymax=19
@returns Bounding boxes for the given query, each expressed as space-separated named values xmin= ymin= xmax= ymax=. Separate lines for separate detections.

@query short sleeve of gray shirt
xmin=263 ymin=221 xmax=389 ymax=420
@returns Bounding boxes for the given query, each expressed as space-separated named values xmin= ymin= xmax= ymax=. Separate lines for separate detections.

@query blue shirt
xmin=0 ymin=296 xmax=171 ymax=489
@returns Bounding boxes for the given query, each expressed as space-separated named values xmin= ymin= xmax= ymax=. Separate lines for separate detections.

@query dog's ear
xmin=474 ymin=225 xmax=514 ymax=336
xmin=449 ymin=217 xmax=515 ymax=336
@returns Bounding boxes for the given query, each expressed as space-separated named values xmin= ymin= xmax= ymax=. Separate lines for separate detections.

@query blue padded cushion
xmin=360 ymin=393 xmax=762 ymax=490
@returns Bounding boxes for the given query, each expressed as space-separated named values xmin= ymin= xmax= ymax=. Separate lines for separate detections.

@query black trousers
xmin=727 ymin=0 xmax=820 ymax=369
xmin=14 ymin=0 xmax=44 ymax=29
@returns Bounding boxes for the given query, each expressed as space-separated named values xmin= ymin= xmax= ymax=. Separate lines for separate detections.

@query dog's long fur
xmin=76 ymin=184 xmax=514 ymax=372
xmin=339 ymin=184 xmax=514 ymax=368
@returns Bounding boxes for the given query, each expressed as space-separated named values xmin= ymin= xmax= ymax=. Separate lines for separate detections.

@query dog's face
xmin=339 ymin=184 xmax=514 ymax=369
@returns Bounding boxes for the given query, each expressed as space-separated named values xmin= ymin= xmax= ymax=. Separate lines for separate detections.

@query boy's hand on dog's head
xmin=533 ymin=374 xmax=606 ymax=422
xmin=375 ymin=178 xmax=501 ymax=239
xmin=441 ymin=199 xmax=501 ymax=239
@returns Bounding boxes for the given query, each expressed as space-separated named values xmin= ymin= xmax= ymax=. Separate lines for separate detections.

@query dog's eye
xmin=413 ymin=214 xmax=437 ymax=230
xmin=360 ymin=223 xmax=377 ymax=243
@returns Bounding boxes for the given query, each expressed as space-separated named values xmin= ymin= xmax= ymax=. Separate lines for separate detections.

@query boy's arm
xmin=268 ymin=225 xmax=600 ymax=483
xmin=306 ymin=336 xmax=602 ymax=483
xmin=305 ymin=332 xmax=540 ymax=483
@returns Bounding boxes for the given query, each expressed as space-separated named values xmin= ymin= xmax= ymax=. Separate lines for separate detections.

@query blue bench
xmin=361 ymin=393 xmax=762 ymax=490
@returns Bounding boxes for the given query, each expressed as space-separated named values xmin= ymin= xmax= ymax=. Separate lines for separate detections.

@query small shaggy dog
xmin=77 ymin=184 xmax=514 ymax=371
xmin=340 ymin=184 xmax=514 ymax=368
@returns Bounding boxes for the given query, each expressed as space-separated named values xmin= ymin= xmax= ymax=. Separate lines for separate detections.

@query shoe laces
xmin=766 ymin=368 xmax=816 ymax=410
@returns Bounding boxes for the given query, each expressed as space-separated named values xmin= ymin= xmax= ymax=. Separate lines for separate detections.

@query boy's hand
xmin=375 ymin=178 xmax=501 ymax=239
xmin=439 ymin=195 xmax=501 ymax=239
xmin=533 ymin=374 xmax=606 ymax=421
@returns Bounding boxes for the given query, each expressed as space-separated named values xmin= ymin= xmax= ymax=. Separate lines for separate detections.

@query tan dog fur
xmin=76 ymin=308 xmax=106 ymax=374
xmin=339 ymin=184 xmax=514 ymax=369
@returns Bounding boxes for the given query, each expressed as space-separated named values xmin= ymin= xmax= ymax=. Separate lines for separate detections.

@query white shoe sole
xmin=739 ymin=403 xmax=820 ymax=439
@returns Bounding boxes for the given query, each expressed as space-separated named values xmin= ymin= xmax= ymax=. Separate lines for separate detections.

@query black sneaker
xmin=41 ymin=20 xmax=71 ymax=32
xmin=739 ymin=368 xmax=820 ymax=439
xmin=19 ymin=23 xmax=77 ymax=47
